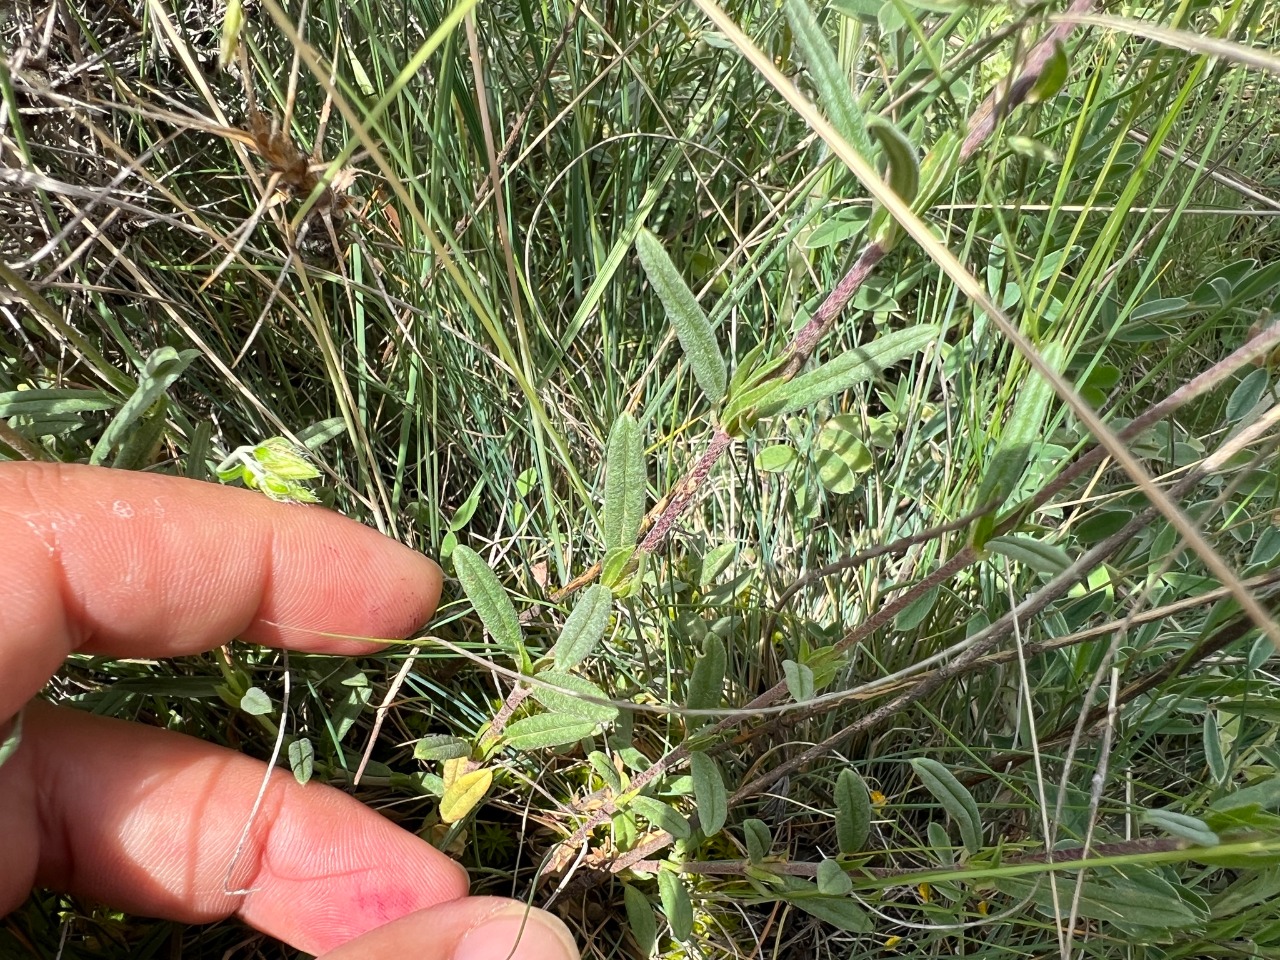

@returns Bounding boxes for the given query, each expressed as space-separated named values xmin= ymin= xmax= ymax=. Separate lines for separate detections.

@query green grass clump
xmin=4 ymin=0 xmax=1280 ymax=956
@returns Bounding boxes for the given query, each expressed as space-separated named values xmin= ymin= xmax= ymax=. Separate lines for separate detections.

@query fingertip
xmin=318 ymin=898 xmax=581 ymax=960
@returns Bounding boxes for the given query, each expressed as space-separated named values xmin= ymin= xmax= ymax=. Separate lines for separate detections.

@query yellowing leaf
xmin=439 ymin=767 xmax=493 ymax=824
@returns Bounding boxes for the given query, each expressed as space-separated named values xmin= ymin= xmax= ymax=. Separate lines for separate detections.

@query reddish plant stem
xmin=639 ymin=428 xmax=734 ymax=551
xmin=780 ymin=242 xmax=887 ymax=379
xmin=631 ymin=836 xmax=1190 ymax=879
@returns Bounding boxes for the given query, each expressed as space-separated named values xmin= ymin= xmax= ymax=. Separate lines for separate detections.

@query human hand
xmin=0 ymin=463 xmax=578 ymax=960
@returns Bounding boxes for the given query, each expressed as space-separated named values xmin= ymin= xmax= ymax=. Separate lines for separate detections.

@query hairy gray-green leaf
xmin=760 ymin=325 xmax=939 ymax=418
xmin=687 ymin=633 xmax=727 ymax=710
xmin=690 ymin=751 xmax=728 ymax=836
xmin=240 ymin=686 xmax=272 ymax=716
xmin=778 ymin=877 xmax=872 ymax=932
xmin=603 ymin=413 xmax=646 ymax=550
xmin=911 ymin=757 xmax=983 ymax=855
xmin=782 ymin=659 xmax=815 ymax=701
xmin=91 ymin=346 xmax=200 ymax=465
xmin=552 ymin=584 xmax=613 ymax=669
xmin=783 ymin=0 xmax=874 ymax=160
xmin=413 ymin=734 xmax=472 ymax=762
xmin=834 ymin=768 xmax=871 ymax=855
xmin=623 ymin=884 xmax=658 ymax=956
xmin=452 ymin=545 xmax=524 ymax=659
xmin=817 ymin=858 xmax=854 ymax=896
xmin=865 ymin=115 xmax=920 ymax=250
xmin=288 ymin=737 xmax=314 ymax=785
xmin=530 ymin=670 xmax=618 ymax=723
xmin=635 ymin=229 xmax=726 ymax=403
xmin=502 ymin=713 xmax=598 ymax=751
xmin=1143 ymin=808 xmax=1219 ymax=846
xmin=744 ymin=817 xmax=772 ymax=863
xmin=986 ymin=534 xmax=1072 ymax=575
xmin=971 ymin=342 xmax=1065 ymax=547
xmin=631 ymin=794 xmax=691 ymax=839
xmin=658 ymin=869 xmax=693 ymax=941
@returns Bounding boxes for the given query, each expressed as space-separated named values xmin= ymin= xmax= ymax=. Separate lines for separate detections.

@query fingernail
xmin=453 ymin=905 xmax=579 ymax=960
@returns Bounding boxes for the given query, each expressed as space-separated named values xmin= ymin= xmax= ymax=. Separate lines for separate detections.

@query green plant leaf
xmin=834 ymin=768 xmax=872 ymax=855
xmin=658 ymin=868 xmax=694 ymax=941
xmin=690 ymin=751 xmax=728 ymax=836
xmin=893 ymin=584 xmax=938 ymax=631
xmin=755 ymin=443 xmax=797 ymax=473
xmin=778 ymin=877 xmax=872 ymax=931
xmin=1143 ymin=808 xmax=1219 ymax=846
xmin=530 ymin=670 xmax=619 ymax=723
xmin=1026 ymin=41 xmax=1070 ymax=105
xmin=631 ymin=795 xmax=691 ymax=839
xmin=623 ymin=884 xmax=658 ymax=956
xmin=452 ymin=545 xmax=524 ymax=659
xmin=240 ymin=686 xmax=272 ymax=716
xmin=759 ymin=325 xmax=939 ymax=418
xmin=90 ymin=346 xmax=199 ymax=465
xmin=782 ymin=0 xmax=875 ymax=161
xmin=413 ymin=734 xmax=473 ymax=762
xmin=744 ymin=818 xmax=772 ymax=863
xmin=782 ymin=659 xmax=816 ymax=701
xmin=448 ymin=479 xmax=484 ymax=531
xmin=687 ymin=633 xmax=727 ymax=710
xmin=502 ymin=713 xmax=598 ymax=751
xmin=970 ymin=342 xmax=1065 ymax=547
xmin=439 ymin=767 xmax=493 ymax=823
xmin=288 ymin=737 xmax=314 ymax=785
xmin=1227 ymin=368 xmax=1269 ymax=424
xmin=816 ymin=858 xmax=854 ymax=896
xmin=552 ymin=584 xmax=613 ymax=669
xmin=865 ymin=115 xmax=920 ymax=250
xmin=603 ymin=413 xmax=646 ymax=550
xmin=1204 ymin=709 xmax=1227 ymax=784
xmin=986 ymin=534 xmax=1073 ymax=575
xmin=911 ymin=757 xmax=983 ymax=855
xmin=635 ymin=229 xmax=726 ymax=404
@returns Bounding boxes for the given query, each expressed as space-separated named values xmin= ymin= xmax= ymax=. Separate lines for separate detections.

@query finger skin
xmin=0 ymin=462 xmax=443 ymax=720
xmin=318 ymin=898 xmax=580 ymax=960
xmin=1 ymin=704 xmax=469 ymax=956
xmin=0 ymin=463 xmax=466 ymax=954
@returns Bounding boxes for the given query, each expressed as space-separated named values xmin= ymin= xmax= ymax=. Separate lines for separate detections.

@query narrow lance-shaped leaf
xmin=834 ymin=767 xmax=871 ymax=855
xmin=783 ymin=0 xmax=876 ymax=161
xmin=502 ymin=713 xmax=599 ymax=751
xmin=623 ymin=884 xmax=658 ymax=956
xmin=760 ymin=324 xmax=940 ymax=418
xmin=529 ymin=670 xmax=619 ymax=723
xmin=91 ymin=346 xmax=200 ymax=465
xmin=911 ymin=757 xmax=983 ymax=855
xmin=1026 ymin=41 xmax=1070 ymax=105
xmin=631 ymin=795 xmax=692 ymax=839
xmin=970 ymin=342 xmax=1065 ymax=547
xmin=635 ymin=229 xmax=727 ymax=404
xmin=690 ymin=751 xmax=728 ymax=836
xmin=658 ymin=869 xmax=694 ymax=941
xmin=744 ymin=818 xmax=772 ymax=863
xmin=865 ymin=116 xmax=920 ymax=251
xmin=602 ymin=412 xmax=646 ymax=550
xmin=452 ymin=545 xmax=524 ymax=659
xmin=687 ymin=633 xmax=727 ymax=710
xmin=552 ymin=584 xmax=613 ymax=669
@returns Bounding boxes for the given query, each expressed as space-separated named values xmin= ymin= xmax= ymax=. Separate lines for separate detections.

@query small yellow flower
xmin=884 ymin=935 xmax=903 ymax=950
xmin=978 ymin=900 xmax=991 ymax=916
xmin=917 ymin=882 xmax=932 ymax=903
xmin=870 ymin=790 xmax=887 ymax=807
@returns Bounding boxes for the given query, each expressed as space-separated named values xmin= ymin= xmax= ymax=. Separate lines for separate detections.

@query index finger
xmin=0 ymin=462 xmax=442 ymax=720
